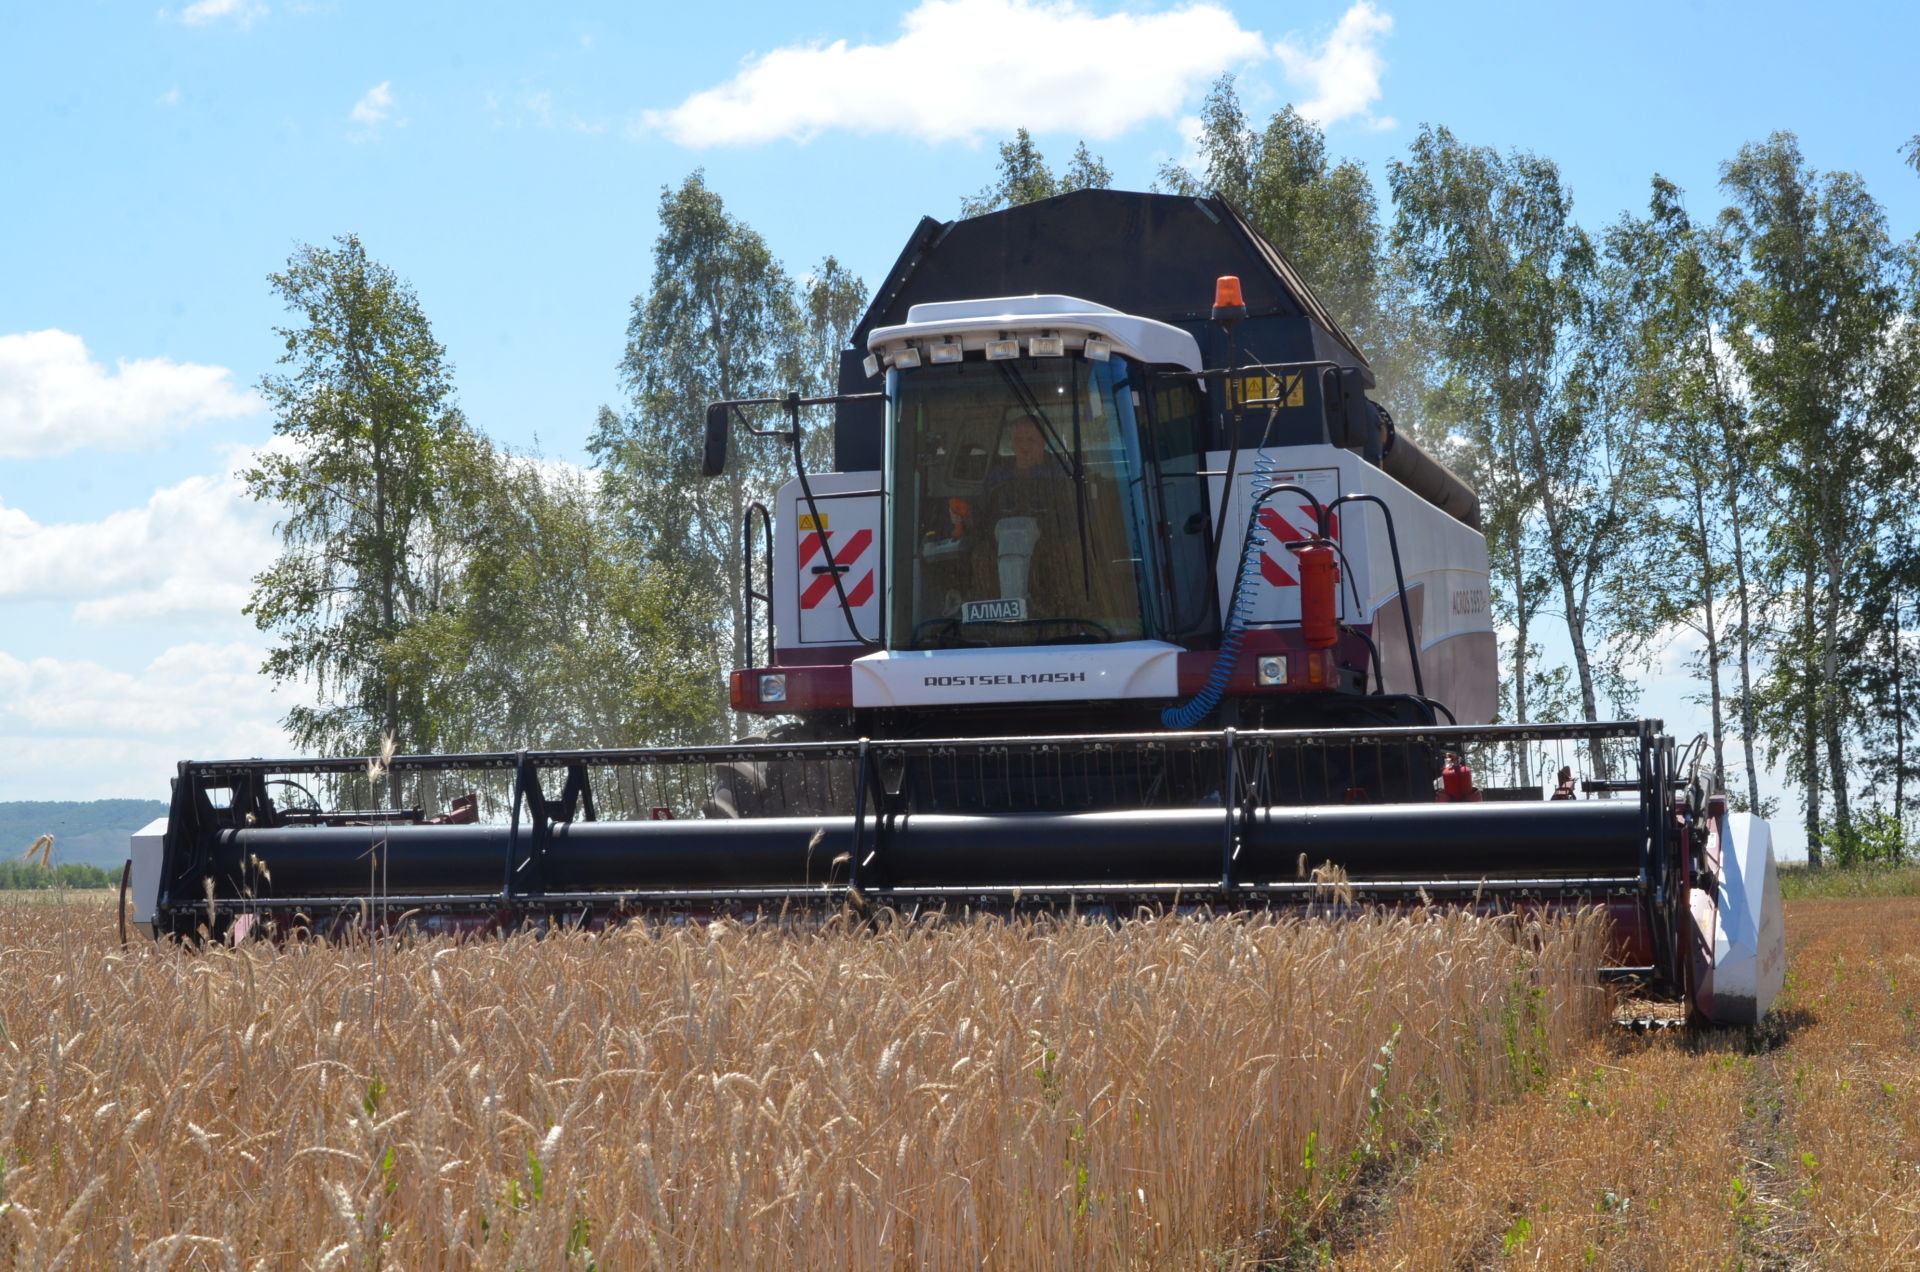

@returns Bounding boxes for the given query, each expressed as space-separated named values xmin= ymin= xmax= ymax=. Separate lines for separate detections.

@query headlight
xmin=930 ymin=341 xmax=964 ymax=364
xmin=1256 ymin=656 xmax=1288 ymax=686
xmin=1027 ymin=335 xmax=1064 ymax=357
xmin=758 ymin=673 xmax=788 ymax=704
xmin=1083 ymin=337 xmax=1112 ymax=361
xmin=891 ymin=346 xmax=922 ymax=369
xmin=985 ymin=338 xmax=1019 ymax=361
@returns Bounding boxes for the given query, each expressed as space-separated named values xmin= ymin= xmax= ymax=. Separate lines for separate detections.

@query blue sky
xmin=1 ymin=0 xmax=1915 ymax=852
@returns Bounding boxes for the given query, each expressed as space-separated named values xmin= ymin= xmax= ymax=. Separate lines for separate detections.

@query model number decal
xmin=1451 ymin=588 xmax=1487 ymax=615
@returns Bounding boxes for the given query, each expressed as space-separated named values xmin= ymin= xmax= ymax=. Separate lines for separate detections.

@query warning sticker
xmin=1227 ymin=374 xmax=1306 ymax=410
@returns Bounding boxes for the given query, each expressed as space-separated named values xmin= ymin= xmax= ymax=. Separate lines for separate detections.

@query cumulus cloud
xmin=0 ymin=449 xmax=280 ymax=627
xmin=642 ymin=0 xmax=1266 ymax=146
xmin=1274 ymin=1 xmax=1394 ymax=130
xmin=351 ymin=81 xmax=394 ymax=124
xmin=0 ymin=644 xmax=295 ymax=799
xmin=177 ymin=0 xmax=266 ymax=26
xmin=0 ymin=330 xmax=259 ymax=459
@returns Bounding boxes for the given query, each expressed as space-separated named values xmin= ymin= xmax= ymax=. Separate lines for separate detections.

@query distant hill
xmin=0 ymin=800 xmax=169 ymax=870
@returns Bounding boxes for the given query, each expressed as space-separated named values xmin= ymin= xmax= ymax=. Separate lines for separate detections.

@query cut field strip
xmin=1308 ymin=895 xmax=1920 ymax=1271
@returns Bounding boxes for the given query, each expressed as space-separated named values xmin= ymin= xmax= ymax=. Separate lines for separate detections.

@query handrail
xmin=743 ymin=501 xmax=775 ymax=665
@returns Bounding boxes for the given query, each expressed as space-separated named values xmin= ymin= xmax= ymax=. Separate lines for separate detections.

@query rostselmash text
xmin=922 ymin=672 xmax=1089 ymax=687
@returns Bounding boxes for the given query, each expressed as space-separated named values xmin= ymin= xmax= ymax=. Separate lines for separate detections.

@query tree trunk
xmin=1691 ymin=475 xmax=1727 ymax=790
xmin=1802 ymin=546 xmax=1824 ymax=867
xmin=1553 ymin=561 xmax=1607 ymax=778
xmin=1892 ymin=600 xmax=1906 ymax=850
xmin=1726 ymin=451 xmax=1762 ymax=810
xmin=373 ymin=422 xmax=399 ymax=749
xmin=1508 ymin=533 xmax=1532 ymax=788
xmin=1821 ymin=538 xmax=1852 ymax=856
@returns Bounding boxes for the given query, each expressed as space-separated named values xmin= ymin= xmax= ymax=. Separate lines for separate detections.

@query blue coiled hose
xmin=1161 ymin=448 xmax=1282 ymax=729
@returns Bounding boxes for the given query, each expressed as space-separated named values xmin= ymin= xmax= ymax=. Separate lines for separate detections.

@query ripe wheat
xmin=0 ymin=902 xmax=1606 ymax=1269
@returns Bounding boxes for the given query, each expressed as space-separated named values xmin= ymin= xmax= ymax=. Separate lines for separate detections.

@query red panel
xmin=731 ymin=663 xmax=855 ymax=713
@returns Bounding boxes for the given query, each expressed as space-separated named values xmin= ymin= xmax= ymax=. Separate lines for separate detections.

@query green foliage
xmin=247 ymin=234 xmax=725 ymax=758
xmin=1390 ymin=125 xmax=1660 ymax=752
xmin=590 ymin=173 xmax=866 ymax=735
xmin=1158 ymin=77 xmax=1384 ymax=355
xmin=427 ymin=449 xmax=720 ymax=750
xmin=0 ymin=861 xmax=116 ymax=891
xmin=1719 ymin=133 xmax=1920 ymax=861
xmin=959 ymin=129 xmax=1111 ymax=217
xmin=1823 ymin=806 xmax=1911 ymax=869
xmin=245 ymin=234 xmax=479 ymax=758
xmin=1779 ymin=860 xmax=1920 ymax=898
xmin=1606 ymin=175 xmax=1765 ymax=801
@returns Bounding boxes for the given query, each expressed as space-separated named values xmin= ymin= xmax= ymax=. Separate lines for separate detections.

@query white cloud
xmin=0 ymin=330 xmax=259 ymax=459
xmin=351 ymin=81 xmax=394 ymax=125
xmin=641 ymin=0 xmax=1267 ymax=146
xmin=178 ymin=0 xmax=265 ymax=26
xmin=1274 ymin=1 xmax=1394 ymax=130
xmin=0 ymin=449 xmax=280 ymax=627
xmin=0 ymin=644 xmax=294 ymax=800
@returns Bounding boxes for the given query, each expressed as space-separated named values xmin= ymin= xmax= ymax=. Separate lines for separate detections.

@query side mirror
xmin=701 ymin=402 xmax=731 ymax=478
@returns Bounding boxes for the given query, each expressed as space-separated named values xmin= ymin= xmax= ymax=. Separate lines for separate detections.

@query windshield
xmin=887 ymin=356 xmax=1155 ymax=649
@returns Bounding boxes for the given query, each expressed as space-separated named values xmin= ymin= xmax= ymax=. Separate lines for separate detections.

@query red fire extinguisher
xmin=1291 ymin=538 xmax=1339 ymax=649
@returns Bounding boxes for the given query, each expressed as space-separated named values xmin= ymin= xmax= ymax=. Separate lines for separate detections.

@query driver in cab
xmin=981 ymin=414 xmax=1072 ymax=609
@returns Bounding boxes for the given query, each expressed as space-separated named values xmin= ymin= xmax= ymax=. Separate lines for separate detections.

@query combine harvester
xmin=127 ymin=191 xmax=1782 ymax=1025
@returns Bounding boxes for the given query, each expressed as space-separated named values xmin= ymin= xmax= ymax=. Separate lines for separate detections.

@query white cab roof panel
xmin=868 ymin=295 xmax=1202 ymax=371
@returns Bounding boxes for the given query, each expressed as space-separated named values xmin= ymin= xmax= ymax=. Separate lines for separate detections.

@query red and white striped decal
xmin=1256 ymin=505 xmax=1338 ymax=587
xmin=798 ymin=529 xmax=876 ymax=610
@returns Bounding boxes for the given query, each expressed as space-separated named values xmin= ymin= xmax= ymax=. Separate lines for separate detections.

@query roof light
xmin=1083 ymin=337 xmax=1112 ymax=362
xmin=930 ymin=341 xmax=964 ymax=364
xmin=861 ymin=353 xmax=880 ymax=378
xmin=985 ymin=338 xmax=1019 ymax=361
xmin=892 ymin=345 xmax=922 ymax=369
xmin=1212 ymin=275 xmax=1247 ymax=323
xmin=1028 ymin=335 xmax=1064 ymax=358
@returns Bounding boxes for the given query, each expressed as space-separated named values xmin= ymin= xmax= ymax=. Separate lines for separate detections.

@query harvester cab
xmin=128 ymin=189 xmax=1784 ymax=1029
xmin=715 ymin=237 xmax=1494 ymax=740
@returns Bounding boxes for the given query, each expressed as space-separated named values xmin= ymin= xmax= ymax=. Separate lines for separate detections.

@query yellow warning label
xmin=1228 ymin=374 xmax=1305 ymax=409
xmin=798 ymin=513 xmax=829 ymax=531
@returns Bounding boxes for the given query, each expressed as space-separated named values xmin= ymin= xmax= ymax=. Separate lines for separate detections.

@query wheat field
xmin=0 ymin=901 xmax=1607 ymax=1270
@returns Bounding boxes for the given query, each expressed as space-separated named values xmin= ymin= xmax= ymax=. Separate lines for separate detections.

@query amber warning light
xmin=1212 ymin=275 xmax=1246 ymax=323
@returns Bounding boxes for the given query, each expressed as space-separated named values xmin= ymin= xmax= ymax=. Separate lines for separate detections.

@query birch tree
xmin=245 ymin=234 xmax=477 ymax=757
xmin=1390 ymin=129 xmax=1641 ymax=749
xmin=591 ymin=173 xmax=804 ymax=712
xmin=1608 ymin=177 xmax=1767 ymax=804
xmin=960 ymin=130 xmax=1112 ymax=216
xmin=591 ymin=174 xmax=870 ymax=732
xmin=1721 ymin=132 xmax=1919 ymax=862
